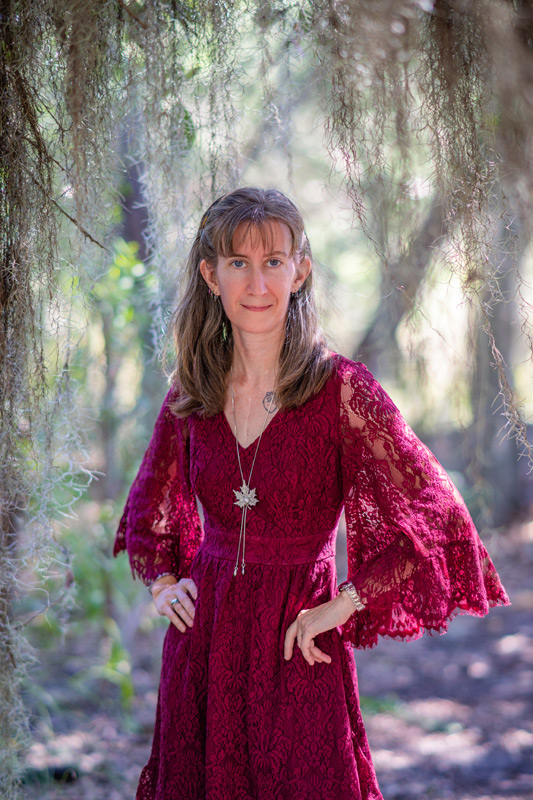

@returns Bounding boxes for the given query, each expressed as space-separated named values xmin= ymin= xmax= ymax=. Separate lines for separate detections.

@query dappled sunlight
xmin=353 ymin=532 xmax=533 ymax=799
xmin=21 ymin=524 xmax=533 ymax=799
xmin=27 ymin=729 xmax=106 ymax=773
xmin=4 ymin=2 xmax=532 ymax=794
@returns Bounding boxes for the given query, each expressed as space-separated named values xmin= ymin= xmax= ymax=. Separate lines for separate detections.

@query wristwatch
xmin=339 ymin=581 xmax=366 ymax=611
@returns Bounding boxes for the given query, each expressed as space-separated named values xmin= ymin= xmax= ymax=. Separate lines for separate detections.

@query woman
xmin=113 ymin=186 xmax=510 ymax=800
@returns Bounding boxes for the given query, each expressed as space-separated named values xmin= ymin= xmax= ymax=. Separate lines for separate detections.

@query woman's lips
xmin=241 ymin=304 xmax=272 ymax=312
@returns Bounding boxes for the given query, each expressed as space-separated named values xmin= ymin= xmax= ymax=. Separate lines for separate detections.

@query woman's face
xmin=199 ymin=220 xmax=311 ymax=341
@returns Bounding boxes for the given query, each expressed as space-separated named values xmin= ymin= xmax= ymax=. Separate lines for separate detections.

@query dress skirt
xmin=135 ymin=527 xmax=383 ymax=800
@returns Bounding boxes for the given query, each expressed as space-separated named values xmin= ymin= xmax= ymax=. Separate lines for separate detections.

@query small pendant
xmin=233 ymin=482 xmax=258 ymax=509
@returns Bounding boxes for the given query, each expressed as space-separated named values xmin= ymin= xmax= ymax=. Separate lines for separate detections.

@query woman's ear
xmin=292 ymin=255 xmax=312 ymax=292
xmin=199 ymin=259 xmax=219 ymax=295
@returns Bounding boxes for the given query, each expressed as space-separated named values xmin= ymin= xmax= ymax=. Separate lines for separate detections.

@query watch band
xmin=339 ymin=581 xmax=366 ymax=611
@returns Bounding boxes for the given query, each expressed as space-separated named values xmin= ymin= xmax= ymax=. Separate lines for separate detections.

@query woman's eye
xmin=231 ymin=259 xmax=246 ymax=269
xmin=267 ymin=258 xmax=281 ymax=267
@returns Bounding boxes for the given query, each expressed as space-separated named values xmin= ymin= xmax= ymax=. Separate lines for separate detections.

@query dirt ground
xmin=22 ymin=524 xmax=533 ymax=800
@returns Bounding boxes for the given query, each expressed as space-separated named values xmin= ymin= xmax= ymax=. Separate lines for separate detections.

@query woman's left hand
xmin=284 ymin=591 xmax=356 ymax=666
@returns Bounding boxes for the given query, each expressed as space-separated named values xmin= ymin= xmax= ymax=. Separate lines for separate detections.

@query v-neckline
xmin=221 ymin=407 xmax=281 ymax=453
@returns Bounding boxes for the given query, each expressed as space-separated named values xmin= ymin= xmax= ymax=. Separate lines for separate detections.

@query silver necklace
xmin=230 ymin=367 xmax=275 ymax=576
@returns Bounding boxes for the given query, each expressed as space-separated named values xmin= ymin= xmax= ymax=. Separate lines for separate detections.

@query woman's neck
xmin=231 ymin=328 xmax=282 ymax=388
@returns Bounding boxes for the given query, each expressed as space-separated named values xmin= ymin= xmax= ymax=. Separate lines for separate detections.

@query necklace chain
xmin=230 ymin=367 xmax=275 ymax=576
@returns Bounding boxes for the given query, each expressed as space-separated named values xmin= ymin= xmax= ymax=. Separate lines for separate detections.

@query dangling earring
xmin=291 ymin=286 xmax=302 ymax=299
xmin=210 ymin=288 xmax=220 ymax=301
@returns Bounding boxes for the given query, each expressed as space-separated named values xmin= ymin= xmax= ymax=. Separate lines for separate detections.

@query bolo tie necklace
xmin=230 ymin=367 xmax=275 ymax=576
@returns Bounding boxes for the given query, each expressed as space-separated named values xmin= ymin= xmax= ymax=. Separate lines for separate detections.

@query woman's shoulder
xmin=327 ymin=352 xmax=397 ymax=413
xmin=157 ymin=383 xmax=195 ymax=432
xmin=328 ymin=352 xmax=376 ymax=388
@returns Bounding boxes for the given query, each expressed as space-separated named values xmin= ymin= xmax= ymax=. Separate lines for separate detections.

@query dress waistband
xmin=200 ymin=524 xmax=337 ymax=567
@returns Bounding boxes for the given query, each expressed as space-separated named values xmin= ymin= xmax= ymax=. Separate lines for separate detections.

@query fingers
xmin=180 ymin=577 xmax=198 ymax=601
xmin=168 ymin=596 xmax=194 ymax=629
xmin=296 ymin=608 xmax=331 ymax=666
xmin=166 ymin=603 xmax=189 ymax=632
xmin=308 ymin=643 xmax=332 ymax=665
xmin=283 ymin=621 xmax=297 ymax=661
xmin=154 ymin=579 xmax=198 ymax=633
xmin=284 ymin=618 xmax=332 ymax=666
xmin=299 ymin=638 xmax=332 ymax=666
xmin=174 ymin=581 xmax=197 ymax=624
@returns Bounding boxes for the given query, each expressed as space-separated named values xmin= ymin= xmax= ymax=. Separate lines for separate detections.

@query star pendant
xmin=233 ymin=483 xmax=258 ymax=509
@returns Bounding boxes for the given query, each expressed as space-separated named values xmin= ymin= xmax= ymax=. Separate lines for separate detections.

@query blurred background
xmin=1 ymin=2 xmax=532 ymax=798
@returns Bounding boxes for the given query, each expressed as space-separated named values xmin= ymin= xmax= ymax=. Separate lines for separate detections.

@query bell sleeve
xmin=113 ymin=385 xmax=204 ymax=585
xmin=337 ymin=359 xmax=510 ymax=650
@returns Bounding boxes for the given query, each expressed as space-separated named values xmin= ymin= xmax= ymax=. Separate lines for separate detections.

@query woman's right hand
xmin=151 ymin=577 xmax=198 ymax=632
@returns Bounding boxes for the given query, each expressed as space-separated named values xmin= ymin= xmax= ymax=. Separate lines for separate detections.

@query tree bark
xmin=468 ymin=213 xmax=524 ymax=527
xmin=354 ymin=193 xmax=446 ymax=378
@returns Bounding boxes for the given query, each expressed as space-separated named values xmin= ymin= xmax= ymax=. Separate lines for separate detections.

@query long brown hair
xmin=166 ymin=187 xmax=332 ymax=417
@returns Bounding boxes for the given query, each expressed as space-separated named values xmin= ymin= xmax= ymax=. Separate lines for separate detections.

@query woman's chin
xmin=230 ymin=318 xmax=286 ymax=339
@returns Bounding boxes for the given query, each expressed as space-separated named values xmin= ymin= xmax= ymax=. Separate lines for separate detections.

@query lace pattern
xmin=337 ymin=358 xmax=510 ymax=649
xmin=112 ymin=356 xmax=509 ymax=799
xmin=113 ymin=386 xmax=204 ymax=586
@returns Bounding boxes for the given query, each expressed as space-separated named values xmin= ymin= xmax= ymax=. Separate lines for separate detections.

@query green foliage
xmin=3 ymin=2 xmax=531 ymax=794
xmin=89 ymin=237 xmax=157 ymax=338
xmin=72 ymin=618 xmax=135 ymax=714
xmin=359 ymin=693 xmax=401 ymax=716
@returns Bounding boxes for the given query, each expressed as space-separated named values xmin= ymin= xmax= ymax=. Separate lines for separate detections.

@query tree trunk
xmin=468 ymin=214 xmax=523 ymax=527
xmin=354 ymin=193 xmax=446 ymax=379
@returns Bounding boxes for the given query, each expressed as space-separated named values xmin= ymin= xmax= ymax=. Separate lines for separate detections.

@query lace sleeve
xmin=112 ymin=386 xmax=204 ymax=585
xmin=337 ymin=359 xmax=510 ymax=649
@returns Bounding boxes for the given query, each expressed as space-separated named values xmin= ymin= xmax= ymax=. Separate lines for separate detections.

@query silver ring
xmin=170 ymin=598 xmax=180 ymax=608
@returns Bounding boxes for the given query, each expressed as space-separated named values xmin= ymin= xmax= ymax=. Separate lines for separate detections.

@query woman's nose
xmin=248 ymin=267 xmax=266 ymax=294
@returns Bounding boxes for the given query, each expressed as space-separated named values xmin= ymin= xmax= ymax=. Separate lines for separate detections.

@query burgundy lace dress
xmin=113 ymin=354 xmax=510 ymax=800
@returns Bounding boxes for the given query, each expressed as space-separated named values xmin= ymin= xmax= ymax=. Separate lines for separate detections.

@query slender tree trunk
xmin=94 ymin=118 xmax=159 ymax=504
xmin=354 ymin=193 xmax=446 ymax=378
xmin=1 ymin=5 xmax=37 ymax=791
xmin=469 ymin=214 xmax=523 ymax=527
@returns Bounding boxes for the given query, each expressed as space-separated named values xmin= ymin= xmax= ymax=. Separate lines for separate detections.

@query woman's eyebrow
xmin=228 ymin=249 xmax=289 ymax=258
